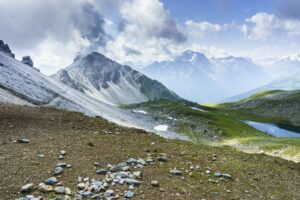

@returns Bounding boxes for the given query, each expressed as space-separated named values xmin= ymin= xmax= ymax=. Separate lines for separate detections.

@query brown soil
xmin=0 ymin=104 xmax=299 ymax=200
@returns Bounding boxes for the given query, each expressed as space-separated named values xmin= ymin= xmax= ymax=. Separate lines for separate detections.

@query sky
xmin=0 ymin=0 xmax=300 ymax=75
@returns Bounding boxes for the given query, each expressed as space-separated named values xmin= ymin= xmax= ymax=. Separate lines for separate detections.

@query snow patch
xmin=154 ymin=125 xmax=169 ymax=132
xmin=132 ymin=109 xmax=148 ymax=115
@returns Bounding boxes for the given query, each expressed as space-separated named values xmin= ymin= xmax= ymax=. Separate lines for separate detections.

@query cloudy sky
xmin=0 ymin=0 xmax=300 ymax=75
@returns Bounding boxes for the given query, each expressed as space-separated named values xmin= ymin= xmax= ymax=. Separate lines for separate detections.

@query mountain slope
xmin=142 ymin=51 xmax=227 ymax=103
xmin=222 ymin=90 xmax=300 ymax=126
xmin=53 ymin=52 xmax=180 ymax=105
xmin=0 ymin=50 xmax=188 ymax=137
xmin=227 ymin=72 xmax=300 ymax=102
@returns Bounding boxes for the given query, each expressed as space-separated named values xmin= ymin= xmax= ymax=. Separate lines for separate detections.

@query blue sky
xmin=162 ymin=0 xmax=273 ymax=24
xmin=0 ymin=0 xmax=300 ymax=75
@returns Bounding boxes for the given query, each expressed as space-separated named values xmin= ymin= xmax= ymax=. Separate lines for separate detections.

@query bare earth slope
xmin=0 ymin=104 xmax=299 ymax=200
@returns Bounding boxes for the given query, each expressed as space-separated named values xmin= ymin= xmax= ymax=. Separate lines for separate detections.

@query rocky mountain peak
xmin=22 ymin=56 xmax=34 ymax=67
xmin=0 ymin=40 xmax=15 ymax=58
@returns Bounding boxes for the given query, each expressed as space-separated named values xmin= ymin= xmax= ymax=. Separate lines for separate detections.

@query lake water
xmin=244 ymin=120 xmax=300 ymax=138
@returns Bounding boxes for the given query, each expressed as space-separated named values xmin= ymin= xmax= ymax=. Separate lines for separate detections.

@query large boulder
xmin=0 ymin=40 xmax=15 ymax=58
xmin=22 ymin=56 xmax=34 ymax=67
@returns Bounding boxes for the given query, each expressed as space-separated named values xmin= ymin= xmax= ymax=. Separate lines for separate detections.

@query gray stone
xmin=17 ymin=138 xmax=30 ymax=143
xmin=214 ymin=172 xmax=231 ymax=179
xmin=170 ymin=169 xmax=182 ymax=175
xmin=56 ymin=163 xmax=68 ymax=168
xmin=124 ymin=178 xmax=140 ymax=185
xmin=115 ymin=171 xmax=128 ymax=178
xmin=105 ymin=189 xmax=114 ymax=197
xmin=96 ymin=169 xmax=107 ymax=175
xmin=38 ymin=183 xmax=53 ymax=193
xmin=38 ymin=154 xmax=45 ymax=158
xmin=59 ymin=155 xmax=64 ymax=160
xmin=157 ymin=155 xmax=168 ymax=162
xmin=65 ymin=187 xmax=72 ymax=195
xmin=91 ymin=194 xmax=101 ymax=199
xmin=21 ymin=183 xmax=34 ymax=192
xmin=66 ymin=164 xmax=72 ymax=168
xmin=126 ymin=158 xmax=137 ymax=165
xmin=54 ymin=186 xmax=65 ymax=194
xmin=151 ymin=181 xmax=159 ymax=187
xmin=54 ymin=167 xmax=63 ymax=175
xmin=60 ymin=150 xmax=66 ymax=155
xmin=124 ymin=191 xmax=135 ymax=198
xmin=133 ymin=171 xmax=142 ymax=178
xmin=44 ymin=177 xmax=58 ymax=185
xmin=80 ymin=191 xmax=92 ymax=198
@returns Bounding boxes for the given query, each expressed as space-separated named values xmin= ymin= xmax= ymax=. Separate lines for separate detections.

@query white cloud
xmin=185 ymin=20 xmax=222 ymax=35
xmin=105 ymin=0 xmax=186 ymax=67
xmin=0 ymin=0 xmax=116 ymax=74
xmin=242 ymin=12 xmax=300 ymax=40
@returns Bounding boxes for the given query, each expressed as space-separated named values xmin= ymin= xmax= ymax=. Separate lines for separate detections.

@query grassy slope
xmin=0 ymin=104 xmax=300 ymax=200
xmin=127 ymin=99 xmax=300 ymax=162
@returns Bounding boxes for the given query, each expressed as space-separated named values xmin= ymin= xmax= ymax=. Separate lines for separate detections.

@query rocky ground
xmin=0 ymin=104 xmax=299 ymax=200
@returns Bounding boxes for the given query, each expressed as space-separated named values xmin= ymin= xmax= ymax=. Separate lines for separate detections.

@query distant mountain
xmin=210 ymin=56 xmax=270 ymax=96
xmin=226 ymin=72 xmax=300 ymax=102
xmin=143 ymin=50 xmax=269 ymax=103
xmin=53 ymin=52 xmax=180 ymax=105
xmin=142 ymin=51 xmax=227 ymax=103
xmin=259 ymin=53 xmax=300 ymax=79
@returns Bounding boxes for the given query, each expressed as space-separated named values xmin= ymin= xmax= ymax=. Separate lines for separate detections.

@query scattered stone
xmin=214 ymin=172 xmax=232 ymax=179
xmin=60 ymin=150 xmax=66 ymax=155
xmin=170 ymin=169 xmax=182 ymax=176
xmin=125 ymin=178 xmax=140 ymax=185
xmin=54 ymin=167 xmax=63 ymax=175
xmin=44 ymin=177 xmax=58 ymax=185
xmin=96 ymin=169 xmax=107 ymax=175
xmin=17 ymin=138 xmax=30 ymax=143
xmin=59 ymin=155 xmax=64 ymax=160
xmin=37 ymin=154 xmax=45 ymax=158
xmin=146 ymin=156 xmax=154 ymax=163
xmin=56 ymin=163 xmax=68 ymax=168
xmin=38 ymin=183 xmax=53 ymax=193
xmin=105 ymin=189 xmax=114 ymax=197
xmin=21 ymin=183 xmax=34 ymax=193
xmin=77 ymin=183 xmax=86 ymax=190
xmin=65 ymin=187 xmax=72 ymax=195
xmin=91 ymin=194 xmax=101 ymax=199
xmin=126 ymin=158 xmax=137 ymax=165
xmin=66 ymin=164 xmax=72 ymax=168
xmin=133 ymin=171 xmax=142 ymax=178
xmin=157 ymin=154 xmax=168 ymax=162
xmin=64 ymin=195 xmax=71 ymax=200
xmin=124 ymin=191 xmax=135 ymax=198
xmin=151 ymin=181 xmax=159 ymax=187
xmin=54 ymin=186 xmax=65 ymax=194
xmin=80 ymin=191 xmax=92 ymax=198
xmin=116 ymin=171 xmax=128 ymax=178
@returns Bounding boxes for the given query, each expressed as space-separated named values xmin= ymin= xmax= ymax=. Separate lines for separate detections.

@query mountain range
xmin=142 ymin=50 xmax=270 ymax=103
